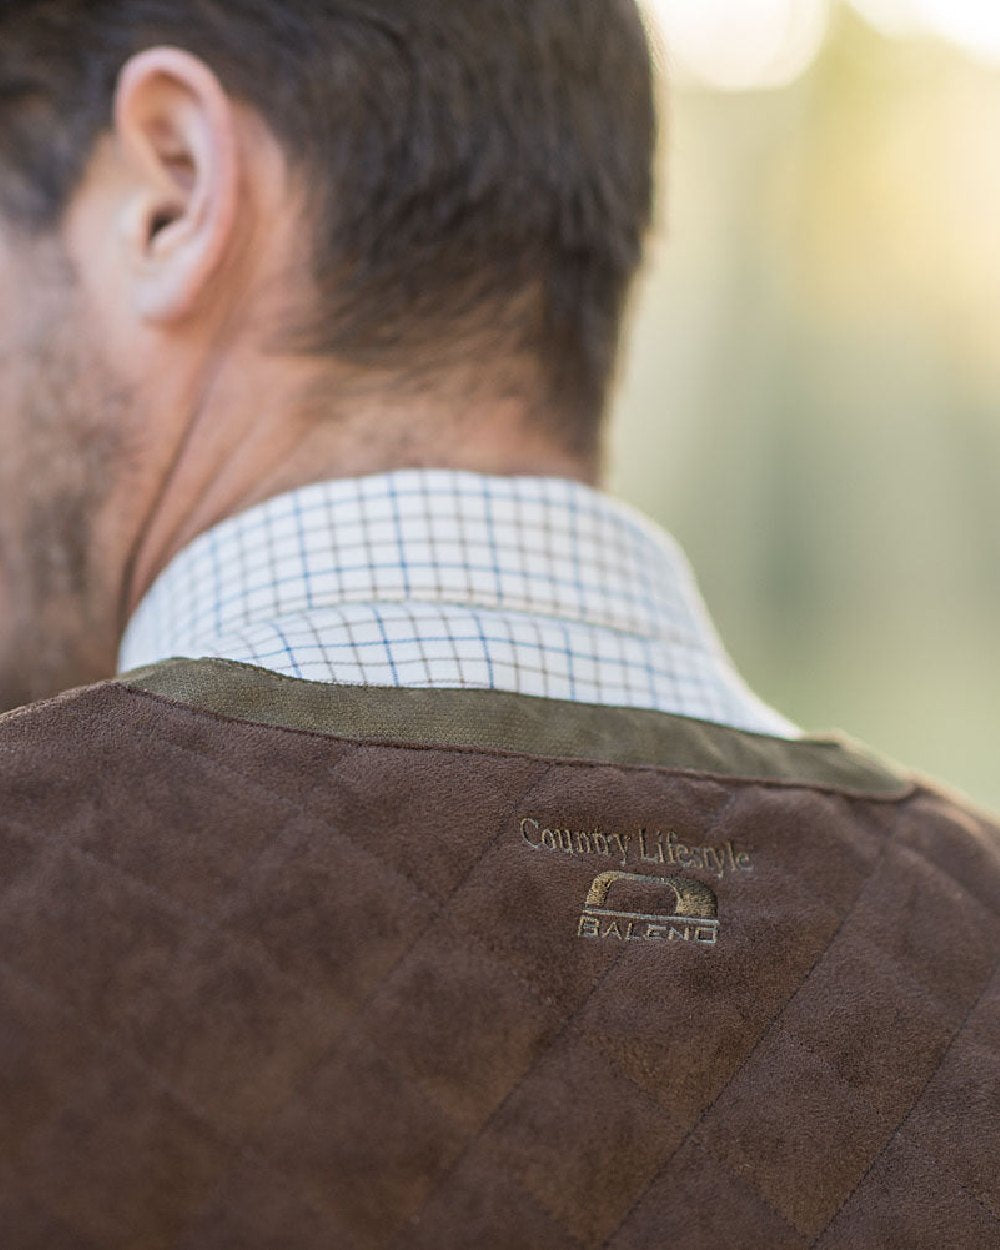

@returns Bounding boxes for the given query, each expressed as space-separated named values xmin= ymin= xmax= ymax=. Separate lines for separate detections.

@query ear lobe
xmin=114 ymin=47 xmax=239 ymax=323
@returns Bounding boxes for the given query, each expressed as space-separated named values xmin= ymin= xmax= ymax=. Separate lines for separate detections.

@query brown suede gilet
xmin=0 ymin=658 xmax=996 ymax=1249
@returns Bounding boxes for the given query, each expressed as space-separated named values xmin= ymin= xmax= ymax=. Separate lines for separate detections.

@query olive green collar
xmin=119 ymin=657 xmax=913 ymax=800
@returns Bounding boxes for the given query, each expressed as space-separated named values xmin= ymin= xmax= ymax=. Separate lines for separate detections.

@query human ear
xmin=114 ymin=47 xmax=238 ymax=323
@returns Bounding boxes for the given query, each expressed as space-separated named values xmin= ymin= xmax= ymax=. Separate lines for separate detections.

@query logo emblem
xmin=577 ymin=870 xmax=719 ymax=947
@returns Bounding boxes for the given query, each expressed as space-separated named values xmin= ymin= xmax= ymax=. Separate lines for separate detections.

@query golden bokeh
xmin=615 ymin=3 xmax=1000 ymax=808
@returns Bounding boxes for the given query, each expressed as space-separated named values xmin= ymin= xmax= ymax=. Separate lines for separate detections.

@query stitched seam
xmin=211 ymin=761 xmax=558 ymax=1241
xmin=586 ymin=974 xmax=993 ymax=1243
xmin=344 ymin=921 xmax=566 ymax=1142
xmin=127 ymin=659 xmax=809 ymax=739
xmin=894 ymin=1137 xmax=1000 ymax=1226
xmin=118 ymin=685 xmax=916 ymax=803
xmin=602 ymin=824 xmax=902 ymax=1247
xmin=475 ymin=1159 xmax=591 ymax=1250
xmin=1 ymin=749 xmax=575 ymax=1218
xmin=0 ymin=742 xmax=503 ymax=1214
xmin=0 ymin=751 xmax=591 ymax=1243
xmin=0 ymin=755 xmax=538 ymax=1247
xmin=578 ymin=1026 xmax=810 ymax=1242
xmin=78 ymin=727 xmax=444 ymax=917
xmin=393 ymin=791 xmax=798 ymax=1245
xmin=0 ymin=728 xmax=409 ymax=1004
xmin=688 ymin=1138 xmax=811 ymax=1244
xmin=432 ymin=921 xmax=561 ymax=1018
xmin=0 ymin=958 xmax=359 ymax=1249
xmin=886 ymin=833 xmax=1000 ymax=923
xmin=0 ymin=810 xmax=341 ymax=1009
xmin=396 ymin=1169 xmax=589 ymax=1250
xmin=394 ymin=952 xmax=631 ymax=1248
xmin=809 ymin=965 xmax=1000 ymax=1246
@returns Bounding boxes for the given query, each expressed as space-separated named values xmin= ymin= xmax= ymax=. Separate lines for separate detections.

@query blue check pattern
xmin=118 ymin=469 xmax=796 ymax=736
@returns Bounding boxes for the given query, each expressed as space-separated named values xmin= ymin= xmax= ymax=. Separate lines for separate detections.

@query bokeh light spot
xmin=643 ymin=0 xmax=830 ymax=91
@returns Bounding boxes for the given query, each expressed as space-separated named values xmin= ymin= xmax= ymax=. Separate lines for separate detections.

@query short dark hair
xmin=0 ymin=1 xmax=656 ymax=453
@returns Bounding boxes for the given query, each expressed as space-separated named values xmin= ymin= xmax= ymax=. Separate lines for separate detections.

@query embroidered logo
xmin=577 ymin=870 xmax=719 ymax=947
xmin=519 ymin=817 xmax=752 ymax=879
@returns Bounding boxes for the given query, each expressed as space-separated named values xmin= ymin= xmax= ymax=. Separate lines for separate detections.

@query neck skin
xmin=118 ymin=362 xmax=600 ymax=624
xmin=0 ymin=55 xmax=611 ymax=711
xmin=55 ymin=98 xmax=603 ymax=667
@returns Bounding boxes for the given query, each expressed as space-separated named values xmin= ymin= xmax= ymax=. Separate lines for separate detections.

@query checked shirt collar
xmin=118 ymin=468 xmax=796 ymax=737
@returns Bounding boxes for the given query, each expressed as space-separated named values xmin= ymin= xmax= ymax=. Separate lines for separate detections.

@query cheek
xmin=0 ymin=236 xmax=63 ymax=449
xmin=63 ymin=161 xmax=139 ymax=374
xmin=0 ymin=330 xmax=32 ymax=482
xmin=0 ymin=245 xmax=24 ymax=391
xmin=0 ymin=282 xmax=86 ymax=512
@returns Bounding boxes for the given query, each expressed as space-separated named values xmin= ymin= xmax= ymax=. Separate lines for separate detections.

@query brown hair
xmin=0 ymin=1 xmax=656 ymax=453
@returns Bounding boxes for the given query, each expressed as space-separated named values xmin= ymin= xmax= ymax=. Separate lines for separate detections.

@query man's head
xmin=0 ymin=0 xmax=656 ymax=709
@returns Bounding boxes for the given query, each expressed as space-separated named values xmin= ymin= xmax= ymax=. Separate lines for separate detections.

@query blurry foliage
xmin=612 ymin=6 xmax=1000 ymax=809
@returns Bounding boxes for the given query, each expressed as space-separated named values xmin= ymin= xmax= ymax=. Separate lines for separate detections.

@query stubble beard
xmin=0 ymin=301 xmax=129 ymax=712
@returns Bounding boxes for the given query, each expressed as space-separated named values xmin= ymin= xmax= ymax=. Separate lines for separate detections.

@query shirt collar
xmin=118 ymin=468 xmax=795 ymax=736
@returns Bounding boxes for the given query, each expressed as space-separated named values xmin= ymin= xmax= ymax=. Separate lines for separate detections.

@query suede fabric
xmin=0 ymin=661 xmax=996 ymax=1249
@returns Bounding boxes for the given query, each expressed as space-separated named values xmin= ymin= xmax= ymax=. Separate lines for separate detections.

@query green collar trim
xmin=119 ymin=657 xmax=914 ymax=800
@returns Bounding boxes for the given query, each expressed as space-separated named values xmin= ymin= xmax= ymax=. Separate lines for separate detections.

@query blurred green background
xmin=612 ymin=1 xmax=1000 ymax=809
